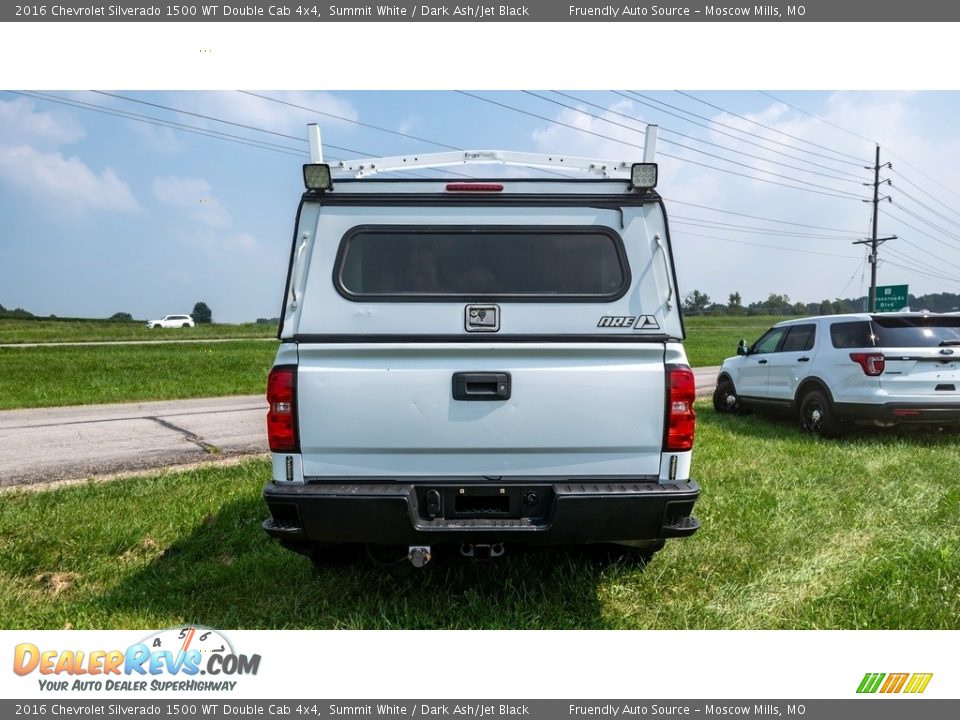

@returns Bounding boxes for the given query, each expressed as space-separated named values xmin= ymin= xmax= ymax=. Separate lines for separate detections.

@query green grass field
xmin=2 ymin=404 xmax=957 ymax=630
xmin=0 ymin=341 xmax=277 ymax=409
xmin=0 ymin=319 xmax=275 ymax=344
xmin=683 ymin=315 xmax=787 ymax=367
xmin=0 ymin=316 xmax=778 ymax=410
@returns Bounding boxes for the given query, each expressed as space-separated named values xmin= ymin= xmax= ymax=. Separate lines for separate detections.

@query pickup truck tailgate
xmin=295 ymin=343 xmax=666 ymax=478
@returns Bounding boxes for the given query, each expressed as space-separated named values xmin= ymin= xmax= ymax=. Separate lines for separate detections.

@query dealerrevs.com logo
xmin=857 ymin=672 xmax=933 ymax=694
xmin=13 ymin=627 xmax=261 ymax=693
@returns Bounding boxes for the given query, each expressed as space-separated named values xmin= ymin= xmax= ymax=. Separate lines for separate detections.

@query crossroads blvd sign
xmin=876 ymin=284 xmax=909 ymax=313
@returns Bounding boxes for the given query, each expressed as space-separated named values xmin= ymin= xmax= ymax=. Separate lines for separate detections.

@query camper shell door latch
xmin=465 ymin=304 xmax=500 ymax=332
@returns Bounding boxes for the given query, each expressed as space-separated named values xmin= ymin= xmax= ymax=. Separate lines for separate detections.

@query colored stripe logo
xmin=857 ymin=672 xmax=933 ymax=694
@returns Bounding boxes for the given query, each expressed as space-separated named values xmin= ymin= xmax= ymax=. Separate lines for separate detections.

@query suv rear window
xmin=871 ymin=315 xmax=960 ymax=347
xmin=830 ymin=321 xmax=876 ymax=349
xmin=335 ymin=225 xmax=628 ymax=301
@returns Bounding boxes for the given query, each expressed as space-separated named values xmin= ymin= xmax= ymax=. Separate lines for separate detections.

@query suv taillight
xmin=665 ymin=364 xmax=696 ymax=452
xmin=850 ymin=352 xmax=885 ymax=376
xmin=267 ymin=365 xmax=299 ymax=452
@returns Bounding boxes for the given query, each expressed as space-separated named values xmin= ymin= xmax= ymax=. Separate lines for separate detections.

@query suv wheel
xmin=713 ymin=379 xmax=744 ymax=414
xmin=799 ymin=389 xmax=844 ymax=438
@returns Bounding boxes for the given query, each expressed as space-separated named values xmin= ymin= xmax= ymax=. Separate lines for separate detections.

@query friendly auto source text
xmin=568 ymin=5 xmax=805 ymax=17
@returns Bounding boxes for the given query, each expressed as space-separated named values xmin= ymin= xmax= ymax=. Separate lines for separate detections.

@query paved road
xmin=694 ymin=365 xmax=719 ymax=399
xmin=0 ymin=338 xmax=275 ymax=348
xmin=0 ymin=396 xmax=268 ymax=487
xmin=0 ymin=366 xmax=720 ymax=487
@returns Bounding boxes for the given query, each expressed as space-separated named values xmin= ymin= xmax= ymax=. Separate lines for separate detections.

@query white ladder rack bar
xmin=334 ymin=149 xmax=636 ymax=179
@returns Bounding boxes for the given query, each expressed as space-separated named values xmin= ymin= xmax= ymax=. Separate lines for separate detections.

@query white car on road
xmin=713 ymin=312 xmax=960 ymax=437
xmin=146 ymin=314 xmax=195 ymax=329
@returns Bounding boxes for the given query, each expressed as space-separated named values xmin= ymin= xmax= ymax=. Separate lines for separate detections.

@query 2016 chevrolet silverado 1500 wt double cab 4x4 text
xmin=261 ymin=125 xmax=700 ymax=567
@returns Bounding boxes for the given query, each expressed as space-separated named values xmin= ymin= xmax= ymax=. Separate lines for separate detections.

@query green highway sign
xmin=875 ymin=284 xmax=909 ymax=312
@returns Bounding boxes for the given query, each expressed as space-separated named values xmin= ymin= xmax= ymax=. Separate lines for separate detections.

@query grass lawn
xmin=0 ymin=341 xmax=277 ymax=409
xmin=0 ymin=316 xmax=782 ymax=411
xmin=682 ymin=315 xmax=788 ymax=368
xmin=0 ymin=319 xmax=275 ymax=344
xmin=2 ymin=404 xmax=957 ymax=630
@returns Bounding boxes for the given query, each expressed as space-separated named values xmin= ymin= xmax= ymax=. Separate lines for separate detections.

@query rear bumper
xmin=262 ymin=479 xmax=700 ymax=547
xmin=836 ymin=401 xmax=960 ymax=424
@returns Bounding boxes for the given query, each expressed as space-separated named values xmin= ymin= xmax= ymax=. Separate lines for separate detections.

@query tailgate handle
xmin=453 ymin=372 xmax=511 ymax=401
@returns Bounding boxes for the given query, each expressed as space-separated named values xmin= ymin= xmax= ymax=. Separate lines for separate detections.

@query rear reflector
xmin=665 ymin=364 xmax=696 ymax=452
xmin=445 ymin=183 xmax=504 ymax=192
xmin=850 ymin=352 xmax=885 ymax=376
xmin=267 ymin=365 xmax=299 ymax=453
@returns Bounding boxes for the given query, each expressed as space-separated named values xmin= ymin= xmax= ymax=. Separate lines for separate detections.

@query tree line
xmin=0 ymin=301 xmax=214 ymax=323
xmin=682 ymin=290 xmax=960 ymax=316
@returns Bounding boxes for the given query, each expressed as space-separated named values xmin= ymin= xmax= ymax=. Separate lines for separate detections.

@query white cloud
xmin=526 ymin=92 xmax=960 ymax=305
xmin=166 ymin=90 xmax=360 ymax=140
xmin=0 ymin=145 xmax=138 ymax=212
xmin=397 ymin=115 xmax=420 ymax=135
xmin=0 ymin=96 xmax=85 ymax=148
xmin=532 ymin=98 xmax=647 ymax=161
xmin=230 ymin=232 xmax=257 ymax=250
xmin=130 ymin=122 xmax=184 ymax=154
xmin=153 ymin=175 xmax=231 ymax=227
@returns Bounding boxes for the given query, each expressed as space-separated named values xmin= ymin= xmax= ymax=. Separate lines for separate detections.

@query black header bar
xmin=5 ymin=1 xmax=960 ymax=23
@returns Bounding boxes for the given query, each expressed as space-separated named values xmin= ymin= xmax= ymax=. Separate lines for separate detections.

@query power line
xmin=12 ymin=91 xmax=309 ymax=158
xmin=891 ymin=181 xmax=960 ymax=233
xmin=526 ymin=90 xmax=864 ymax=185
xmin=621 ymin=90 xmax=867 ymax=167
xmin=91 ymin=91 xmax=306 ymax=143
xmin=457 ymin=91 xmax=864 ymax=201
xmin=671 ymin=229 xmax=862 ymax=260
xmin=757 ymin=91 xmax=960 ymax=230
xmin=757 ymin=91 xmax=877 ymax=145
xmin=881 ymin=255 xmax=958 ymax=284
xmin=18 ymin=91 xmax=493 ymax=180
xmin=886 ymin=239 xmax=960 ymax=274
xmin=891 ymin=202 xmax=960 ymax=244
xmin=663 ymin=198 xmax=865 ymax=234
xmin=671 ymin=217 xmax=860 ymax=241
xmin=889 ymin=166 xmax=960 ymax=224
xmin=885 ymin=148 xmax=960 ymax=205
xmin=238 ymin=91 xmax=579 ymax=179
xmin=880 ymin=207 xmax=960 ymax=255
xmin=674 ymin=90 xmax=869 ymax=163
xmin=238 ymin=90 xmax=463 ymax=151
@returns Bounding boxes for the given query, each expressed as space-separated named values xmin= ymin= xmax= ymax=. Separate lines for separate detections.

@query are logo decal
xmin=597 ymin=315 xmax=661 ymax=330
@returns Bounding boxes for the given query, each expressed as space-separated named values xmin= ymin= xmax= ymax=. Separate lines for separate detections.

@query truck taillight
xmin=267 ymin=365 xmax=299 ymax=452
xmin=665 ymin=364 xmax=696 ymax=452
xmin=850 ymin=352 xmax=885 ymax=376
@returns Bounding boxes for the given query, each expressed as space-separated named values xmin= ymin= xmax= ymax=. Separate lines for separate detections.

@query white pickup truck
xmin=262 ymin=127 xmax=699 ymax=566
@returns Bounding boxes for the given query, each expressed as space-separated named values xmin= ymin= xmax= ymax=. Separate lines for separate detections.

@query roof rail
xmin=334 ymin=150 xmax=636 ymax=178
xmin=308 ymin=126 xmax=659 ymax=179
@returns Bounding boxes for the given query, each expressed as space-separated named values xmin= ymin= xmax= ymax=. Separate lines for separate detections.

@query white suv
xmin=713 ymin=313 xmax=960 ymax=437
xmin=146 ymin=314 xmax=195 ymax=329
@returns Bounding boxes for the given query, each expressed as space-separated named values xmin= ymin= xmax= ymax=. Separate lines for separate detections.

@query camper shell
xmin=262 ymin=131 xmax=700 ymax=565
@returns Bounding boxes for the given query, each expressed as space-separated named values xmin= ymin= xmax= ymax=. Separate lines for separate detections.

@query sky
xmin=1 ymin=89 xmax=959 ymax=322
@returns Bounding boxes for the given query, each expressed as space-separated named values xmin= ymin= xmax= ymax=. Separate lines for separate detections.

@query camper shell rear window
xmin=334 ymin=225 xmax=629 ymax=302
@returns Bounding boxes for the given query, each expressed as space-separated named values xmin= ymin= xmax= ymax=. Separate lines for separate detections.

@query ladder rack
xmin=306 ymin=124 xmax=659 ymax=179
xmin=338 ymin=150 xmax=632 ymax=179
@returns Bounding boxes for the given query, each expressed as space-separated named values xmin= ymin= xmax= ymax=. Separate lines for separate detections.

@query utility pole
xmin=854 ymin=145 xmax=896 ymax=312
